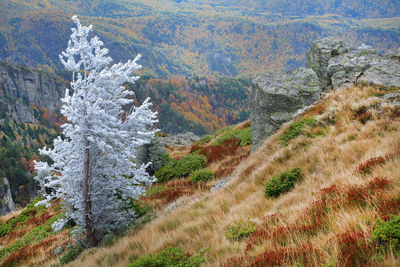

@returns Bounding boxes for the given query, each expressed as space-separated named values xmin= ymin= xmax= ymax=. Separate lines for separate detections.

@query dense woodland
xmin=0 ymin=0 xmax=399 ymax=77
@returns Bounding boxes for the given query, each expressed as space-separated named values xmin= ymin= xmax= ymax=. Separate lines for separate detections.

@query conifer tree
xmin=35 ymin=16 xmax=157 ymax=247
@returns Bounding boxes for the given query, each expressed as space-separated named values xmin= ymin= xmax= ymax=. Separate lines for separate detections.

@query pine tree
xmin=34 ymin=16 xmax=157 ymax=247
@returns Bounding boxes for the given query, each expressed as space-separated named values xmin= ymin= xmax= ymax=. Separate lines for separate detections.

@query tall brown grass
xmin=61 ymin=84 xmax=400 ymax=266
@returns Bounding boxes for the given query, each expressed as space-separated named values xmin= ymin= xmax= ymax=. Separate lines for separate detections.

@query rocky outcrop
xmin=307 ymin=38 xmax=400 ymax=90
xmin=249 ymin=68 xmax=320 ymax=149
xmin=250 ymin=37 xmax=400 ymax=150
xmin=0 ymin=61 xmax=67 ymax=122
xmin=157 ymin=132 xmax=199 ymax=147
xmin=306 ymin=37 xmax=350 ymax=90
xmin=0 ymin=178 xmax=16 ymax=215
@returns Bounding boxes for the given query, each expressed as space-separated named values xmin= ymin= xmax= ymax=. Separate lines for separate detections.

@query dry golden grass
xmin=65 ymin=84 xmax=400 ymax=267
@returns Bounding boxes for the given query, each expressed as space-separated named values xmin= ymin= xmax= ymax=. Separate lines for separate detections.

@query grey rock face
xmin=53 ymin=246 xmax=63 ymax=255
xmin=307 ymin=39 xmax=400 ymax=90
xmin=0 ymin=178 xmax=16 ymax=215
xmin=306 ymin=37 xmax=349 ymax=90
xmin=158 ymin=132 xmax=199 ymax=147
xmin=136 ymin=138 xmax=168 ymax=175
xmin=249 ymin=67 xmax=321 ymax=149
xmin=210 ymin=177 xmax=232 ymax=192
xmin=0 ymin=62 xmax=67 ymax=122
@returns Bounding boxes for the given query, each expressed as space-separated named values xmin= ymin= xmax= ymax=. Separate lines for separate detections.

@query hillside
xmin=0 ymin=0 xmax=399 ymax=77
xmin=2 ymin=82 xmax=398 ymax=266
xmin=64 ymin=82 xmax=400 ymax=266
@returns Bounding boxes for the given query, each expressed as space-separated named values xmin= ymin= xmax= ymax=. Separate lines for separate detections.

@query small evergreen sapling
xmin=34 ymin=16 xmax=157 ymax=247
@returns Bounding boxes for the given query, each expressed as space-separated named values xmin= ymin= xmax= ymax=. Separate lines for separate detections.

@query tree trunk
xmin=83 ymin=145 xmax=97 ymax=247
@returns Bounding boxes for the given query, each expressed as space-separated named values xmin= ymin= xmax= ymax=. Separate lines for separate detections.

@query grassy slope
xmin=67 ymin=84 xmax=400 ymax=266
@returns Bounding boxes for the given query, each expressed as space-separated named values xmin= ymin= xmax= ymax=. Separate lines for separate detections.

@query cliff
xmin=0 ymin=61 xmax=67 ymax=123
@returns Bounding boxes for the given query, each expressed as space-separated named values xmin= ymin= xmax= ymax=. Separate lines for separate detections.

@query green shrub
xmin=197 ymin=134 xmax=212 ymax=145
xmin=265 ymin=168 xmax=302 ymax=198
xmin=154 ymin=153 xmax=205 ymax=182
xmin=59 ymin=245 xmax=84 ymax=265
xmin=372 ymin=214 xmax=400 ymax=251
xmin=190 ymin=169 xmax=213 ymax=183
xmin=225 ymin=220 xmax=256 ymax=241
xmin=280 ymin=118 xmax=316 ymax=146
xmin=214 ymin=127 xmax=251 ymax=146
xmin=154 ymin=158 xmax=178 ymax=182
xmin=128 ymin=247 xmax=205 ymax=267
xmin=175 ymin=153 xmax=205 ymax=177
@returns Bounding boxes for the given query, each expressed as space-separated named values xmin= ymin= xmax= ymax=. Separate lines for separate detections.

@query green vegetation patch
xmin=0 ymin=196 xmax=46 ymax=237
xmin=197 ymin=134 xmax=212 ymax=145
xmin=146 ymin=185 xmax=169 ymax=196
xmin=265 ymin=168 xmax=303 ymax=198
xmin=127 ymin=246 xmax=205 ymax=267
xmin=190 ymin=169 xmax=213 ymax=183
xmin=59 ymin=245 xmax=84 ymax=265
xmin=280 ymin=117 xmax=316 ymax=146
xmin=372 ymin=214 xmax=400 ymax=251
xmin=0 ymin=211 xmax=63 ymax=261
xmin=214 ymin=126 xmax=251 ymax=146
xmin=154 ymin=153 xmax=206 ymax=182
xmin=225 ymin=220 xmax=256 ymax=241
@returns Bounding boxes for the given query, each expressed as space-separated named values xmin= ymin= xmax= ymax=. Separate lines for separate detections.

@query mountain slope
xmin=0 ymin=0 xmax=399 ymax=77
xmin=67 ymin=83 xmax=400 ymax=266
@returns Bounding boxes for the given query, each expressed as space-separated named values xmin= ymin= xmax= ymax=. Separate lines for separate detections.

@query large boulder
xmin=306 ymin=37 xmax=349 ymax=90
xmin=248 ymin=67 xmax=321 ymax=149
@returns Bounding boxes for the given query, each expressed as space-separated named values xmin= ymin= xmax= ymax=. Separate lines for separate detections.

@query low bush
xmin=154 ymin=159 xmax=178 ymax=183
xmin=59 ymin=245 xmax=84 ymax=265
xmin=128 ymin=247 xmax=205 ymax=267
xmin=197 ymin=135 xmax=212 ymax=145
xmin=265 ymin=168 xmax=302 ymax=198
xmin=225 ymin=220 xmax=256 ymax=241
xmin=372 ymin=214 xmax=400 ymax=251
xmin=280 ymin=118 xmax=316 ymax=146
xmin=190 ymin=169 xmax=213 ymax=183
xmin=154 ymin=153 xmax=205 ymax=182
xmin=214 ymin=127 xmax=251 ymax=146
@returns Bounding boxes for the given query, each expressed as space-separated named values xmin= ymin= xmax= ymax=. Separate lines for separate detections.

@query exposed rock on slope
xmin=0 ymin=61 xmax=67 ymax=122
xmin=0 ymin=178 xmax=15 ymax=215
xmin=307 ymin=37 xmax=400 ymax=89
xmin=157 ymin=132 xmax=200 ymax=147
xmin=250 ymin=37 xmax=400 ymax=149
xmin=306 ymin=37 xmax=350 ymax=90
xmin=249 ymin=68 xmax=320 ymax=149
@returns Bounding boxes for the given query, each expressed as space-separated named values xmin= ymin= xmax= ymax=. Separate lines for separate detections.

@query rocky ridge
xmin=250 ymin=37 xmax=400 ymax=149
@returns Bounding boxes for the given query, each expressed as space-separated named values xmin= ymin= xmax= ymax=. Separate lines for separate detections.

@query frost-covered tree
xmin=34 ymin=16 xmax=157 ymax=247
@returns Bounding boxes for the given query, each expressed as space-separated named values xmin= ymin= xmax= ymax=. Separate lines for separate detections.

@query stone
xmin=248 ymin=67 xmax=321 ymax=149
xmin=54 ymin=246 xmax=63 ymax=255
xmin=157 ymin=132 xmax=199 ymax=147
xmin=210 ymin=177 xmax=232 ymax=192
